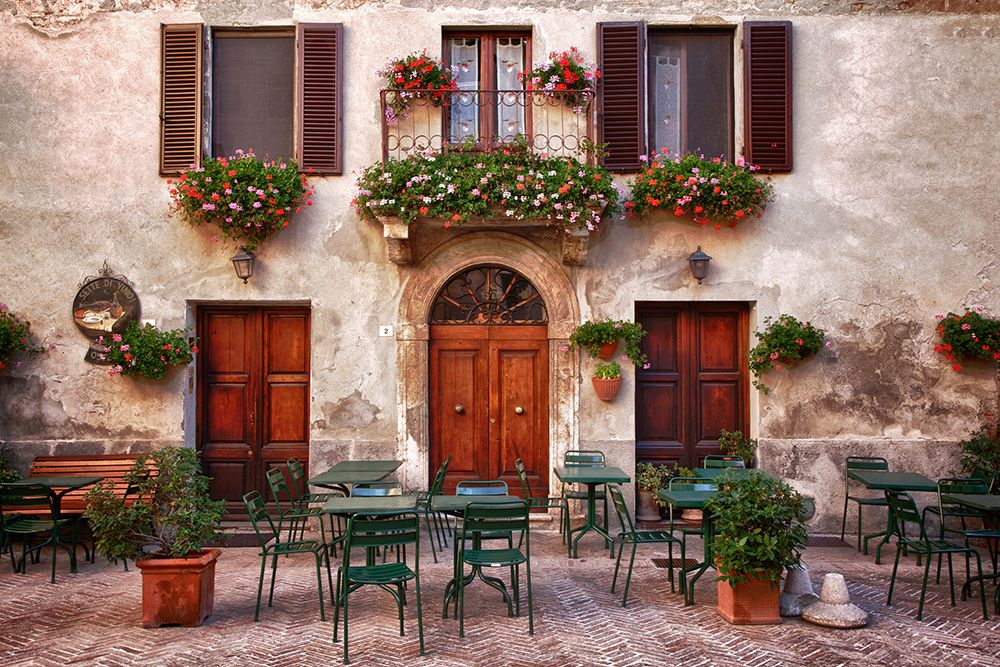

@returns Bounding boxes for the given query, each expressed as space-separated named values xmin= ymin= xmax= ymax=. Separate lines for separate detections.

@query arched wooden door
xmin=429 ymin=266 xmax=549 ymax=498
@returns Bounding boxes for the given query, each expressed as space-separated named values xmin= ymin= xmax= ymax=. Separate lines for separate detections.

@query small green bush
xmin=957 ymin=424 xmax=1000 ymax=489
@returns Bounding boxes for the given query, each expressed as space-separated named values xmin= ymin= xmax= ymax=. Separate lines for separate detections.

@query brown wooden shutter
xmin=160 ymin=24 xmax=203 ymax=175
xmin=743 ymin=21 xmax=792 ymax=172
xmin=296 ymin=23 xmax=343 ymax=175
xmin=597 ymin=22 xmax=646 ymax=173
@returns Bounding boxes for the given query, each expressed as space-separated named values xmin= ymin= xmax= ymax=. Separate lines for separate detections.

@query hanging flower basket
xmin=591 ymin=361 xmax=622 ymax=401
xmin=378 ymin=50 xmax=459 ymax=122
xmin=748 ymin=315 xmax=825 ymax=394
xmin=0 ymin=303 xmax=47 ymax=372
xmin=568 ymin=320 xmax=648 ymax=367
xmin=101 ymin=321 xmax=197 ymax=380
xmin=518 ymin=47 xmax=599 ymax=110
xmin=934 ymin=307 xmax=1000 ymax=371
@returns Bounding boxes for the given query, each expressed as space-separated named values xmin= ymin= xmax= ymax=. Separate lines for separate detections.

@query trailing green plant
xmin=0 ymin=303 xmax=47 ymax=371
xmin=168 ymin=149 xmax=314 ymax=250
xmin=354 ymin=144 xmax=617 ymax=232
xmin=593 ymin=360 xmax=621 ymax=380
xmin=705 ymin=472 xmax=808 ymax=586
xmin=636 ymin=462 xmax=669 ymax=493
xmin=956 ymin=422 xmax=1000 ymax=489
xmin=748 ymin=315 xmax=825 ymax=394
xmin=623 ymin=151 xmax=774 ymax=228
xmin=719 ymin=430 xmax=757 ymax=467
xmin=568 ymin=319 xmax=649 ymax=367
xmin=85 ymin=447 xmax=225 ymax=562
xmin=934 ymin=307 xmax=1000 ymax=371
xmin=101 ymin=321 xmax=197 ymax=380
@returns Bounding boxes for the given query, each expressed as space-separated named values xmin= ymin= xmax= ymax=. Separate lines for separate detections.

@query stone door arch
xmin=394 ymin=232 xmax=580 ymax=492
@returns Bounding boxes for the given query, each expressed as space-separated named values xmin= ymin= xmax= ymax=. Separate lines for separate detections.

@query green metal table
xmin=554 ymin=465 xmax=630 ymax=558
xmin=1 ymin=476 xmax=103 ymax=577
xmin=658 ymin=487 xmax=718 ymax=605
xmin=322 ymin=495 xmax=419 ymax=566
xmin=847 ymin=470 xmax=936 ymax=562
xmin=941 ymin=493 xmax=1000 ymax=610
xmin=431 ymin=495 xmax=521 ymax=618
xmin=308 ymin=460 xmax=402 ymax=496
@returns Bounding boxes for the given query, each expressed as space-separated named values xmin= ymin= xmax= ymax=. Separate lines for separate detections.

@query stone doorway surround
xmin=394 ymin=232 xmax=581 ymax=493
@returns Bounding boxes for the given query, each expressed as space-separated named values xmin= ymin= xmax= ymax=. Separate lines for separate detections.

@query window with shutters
xmin=160 ymin=23 xmax=343 ymax=175
xmin=443 ymin=29 xmax=531 ymax=145
xmin=647 ymin=29 xmax=733 ymax=161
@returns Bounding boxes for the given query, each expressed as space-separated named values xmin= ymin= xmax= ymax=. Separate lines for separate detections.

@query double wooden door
xmin=635 ymin=302 xmax=749 ymax=469
xmin=429 ymin=325 xmax=549 ymax=498
xmin=197 ymin=305 xmax=311 ymax=514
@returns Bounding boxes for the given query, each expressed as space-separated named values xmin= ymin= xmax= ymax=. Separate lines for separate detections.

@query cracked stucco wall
xmin=0 ymin=0 xmax=998 ymax=531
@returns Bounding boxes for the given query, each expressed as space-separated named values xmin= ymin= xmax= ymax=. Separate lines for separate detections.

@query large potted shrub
xmin=86 ymin=448 xmax=225 ymax=628
xmin=705 ymin=472 xmax=807 ymax=624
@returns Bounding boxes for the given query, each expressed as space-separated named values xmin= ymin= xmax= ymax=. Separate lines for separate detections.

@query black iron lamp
xmin=688 ymin=246 xmax=712 ymax=284
xmin=231 ymin=247 xmax=256 ymax=284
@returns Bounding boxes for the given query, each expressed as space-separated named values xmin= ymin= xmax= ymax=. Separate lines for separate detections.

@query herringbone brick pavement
xmin=0 ymin=529 xmax=998 ymax=667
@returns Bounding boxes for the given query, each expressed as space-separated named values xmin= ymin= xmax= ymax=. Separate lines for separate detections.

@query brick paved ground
xmin=1 ymin=528 xmax=998 ymax=667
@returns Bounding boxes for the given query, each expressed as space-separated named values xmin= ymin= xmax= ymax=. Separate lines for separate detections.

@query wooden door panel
xmin=698 ymin=313 xmax=739 ymax=371
xmin=635 ymin=382 xmax=684 ymax=467
xmin=267 ymin=384 xmax=309 ymax=442
xmin=642 ymin=314 xmax=681 ymax=371
xmin=492 ymin=336 xmax=548 ymax=499
xmin=205 ymin=384 xmax=247 ymax=442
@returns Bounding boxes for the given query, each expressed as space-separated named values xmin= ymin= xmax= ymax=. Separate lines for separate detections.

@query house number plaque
xmin=73 ymin=261 xmax=141 ymax=365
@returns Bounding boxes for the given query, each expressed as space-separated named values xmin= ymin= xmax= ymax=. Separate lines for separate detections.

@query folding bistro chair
xmin=608 ymin=484 xmax=680 ymax=606
xmin=515 ymin=457 xmax=565 ymax=547
xmin=840 ymin=456 xmax=890 ymax=552
xmin=561 ymin=450 xmax=609 ymax=548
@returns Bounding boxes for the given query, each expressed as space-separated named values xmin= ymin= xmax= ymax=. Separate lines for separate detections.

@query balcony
xmin=379 ymin=88 xmax=596 ymax=163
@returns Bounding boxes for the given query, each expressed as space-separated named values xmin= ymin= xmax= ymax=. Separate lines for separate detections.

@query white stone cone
xmin=780 ymin=565 xmax=819 ymax=617
xmin=801 ymin=573 xmax=869 ymax=628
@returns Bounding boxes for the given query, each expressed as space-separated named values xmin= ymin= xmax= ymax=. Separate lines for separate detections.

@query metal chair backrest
xmin=607 ymin=484 xmax=636 ymax=536
xmin=243 ymin=490 xmax=278 ymax=547
xmin=462 ymin=501 xmax=529 ymax=541
xmin=845 ymin=456 xmax=889 ymax=471
xmin=564 ymin=450 xmax=605 ymax=468
xmin=430 ymin=455 xmax=452 ymax=496
xmin=668 ymin=476 xmax=718 ymax=493
xmin=265 ymin=467 xmax=292 ymax=511
xmin=456 ymin=480 xmax=508 ymax=496
xmin=703 ymin=455 xmax=745 ymax=469
xmin=286 ymin=457 xmax=308 ymax=502
xmin=514 ymin=458 xmax=533 ymax=500
xmin=886 ymin=490 xmax=927 ymax=543
xmin=351 ymin=481 xmax=403 ymax=497
xmin=344 ymin=511 xmax=420 ymax=558
xmin=935 ymin=476 xmax=989 ymax=514
xmin=0 ymin=483 xmax=55 ymax=523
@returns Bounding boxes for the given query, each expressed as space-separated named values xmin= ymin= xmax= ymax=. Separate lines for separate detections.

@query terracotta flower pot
xmin=716 ymin=573 xmax=782 ymax=625
xmin=636 ymin=488 xmax=661 ymax=521
xmin=135 ymin=548 xmax=221 ymax=628
xmin=596 ymin=341 xmax=619 ymax=359
xmin=591 ymin=376 xmax=622 ymax=401
xmin=681 ymin=508 xmax=703 ymax=523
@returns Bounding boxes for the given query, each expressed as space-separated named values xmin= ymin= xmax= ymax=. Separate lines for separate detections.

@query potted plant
xmin=378 ymin=50 xmax=459 ymax=123
xmin=624 ymin=150 xmax=774 ymax=229
xmin=705 ymin=472 xmax=808 ymax=624
xmin=748 ymin=314 xmax=825 ymax=394
xmin=669 ymin=466 xmax=703 ymax=523
xmin=168 ymin=149 xmax=314 ymax=251
xmin=86 ymin=447 xmax=225 ymax=628
xmin=0 ymin=302 xmax=47 ymax=371
xmin=519 ymin=47 xmax=599 ymax=110
xmin=592 ymin=361 xmax=622 ymax=401
xmin=568 ymin=319 xmax=649 ymax=364
xmin=635 ymin=462 xmax=666 ymax=521
xmin=958 ymin=422 xmax=1000 ymax=490
xmin=718 ymin=429 xmax=758 ymax=467
xmin=100 ymin=321 xmax=197 ymax=380
xmin=934 ymin=307 xmax=1000 ymax=371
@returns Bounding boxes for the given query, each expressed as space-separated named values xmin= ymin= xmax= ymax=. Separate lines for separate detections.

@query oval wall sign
xmin=73 ymin=261 xmax=141 ymax=364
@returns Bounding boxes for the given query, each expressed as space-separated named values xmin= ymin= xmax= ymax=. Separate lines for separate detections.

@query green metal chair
xmin=608 ymin=484 xmax=679 ymax=606
xmin=840 ymin=456 xmax=889 ymax=552
xmin=514 ymin=457 xmax=565 ymax=546
xmin=885 ymin=490 xmax=988 ymax=621
xmin=287 ymin=457 xmax=342 ymax=544
xmin=665 ymin=476 xmax=718 ymax=589
xmin=922 ymin=477 xmax=990 ymax=584
xmin=0 ymin=484 xmax=80 ymax=583
xmin=416 ymin=455 xmax=451 ymax=563
xmin=703 ymin=455 xmax=746 ymax=469
xmin=332 ymin=511 xmax=424 ymax=664
xmin=561 ymin=450 xmax=610 ymax=548
xmin=266 ymin=467 xmax=323 ymax=545
xmin=243 ymin=490 xmax=335 ymax=622
xmin=456 ymin=500 xmax=532 ymax=637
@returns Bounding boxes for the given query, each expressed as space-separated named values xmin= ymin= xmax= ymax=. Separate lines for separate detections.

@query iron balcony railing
xmin=379 ymin=88 xmax=596 ymax=163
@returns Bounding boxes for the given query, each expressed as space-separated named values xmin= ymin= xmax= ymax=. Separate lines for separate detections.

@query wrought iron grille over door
xmin=430 ymin=266 xmax=547 ymax=325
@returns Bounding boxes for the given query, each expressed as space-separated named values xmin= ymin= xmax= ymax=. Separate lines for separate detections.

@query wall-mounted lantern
xmin=231 ymin=247 xmax=256 ymax=284
xmin=688 ymin=246 xmax=712 ymax=284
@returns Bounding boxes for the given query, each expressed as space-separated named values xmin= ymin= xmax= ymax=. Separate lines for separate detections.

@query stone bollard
xmin=801 ymin=572 xmax=869 ymax=628
xmin=780 ymin=564 xmax=819 ymax=617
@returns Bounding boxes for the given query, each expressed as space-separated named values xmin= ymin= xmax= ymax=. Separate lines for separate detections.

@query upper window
xmin=443 ymin=29 xmax=531 ymax=144
xmin=212 ymin=31 xmax=295 ymax=161
xmin=648 ymin=30 xmax=733 ymax=160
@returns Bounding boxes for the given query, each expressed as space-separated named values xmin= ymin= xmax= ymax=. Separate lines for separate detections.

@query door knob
xmin=454 ymin=404 xmax=465 ymax=414
xmin=514 ymin=406 xmax=525 ymax=415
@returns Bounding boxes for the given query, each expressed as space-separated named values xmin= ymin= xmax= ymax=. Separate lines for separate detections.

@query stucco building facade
xmin=1 ymin=0 xmax=998 ymax=532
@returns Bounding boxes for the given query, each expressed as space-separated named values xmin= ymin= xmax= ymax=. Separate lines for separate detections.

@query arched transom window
xmin=430 ymin=266 xmax=547 ymax=325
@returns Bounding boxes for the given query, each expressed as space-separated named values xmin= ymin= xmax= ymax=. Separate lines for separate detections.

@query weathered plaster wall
xmin=1 ymin=0 xmax=998 ymax=530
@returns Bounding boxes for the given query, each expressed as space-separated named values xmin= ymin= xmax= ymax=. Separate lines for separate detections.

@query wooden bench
xmin=20 ymin=454 xmax=158 ymax=515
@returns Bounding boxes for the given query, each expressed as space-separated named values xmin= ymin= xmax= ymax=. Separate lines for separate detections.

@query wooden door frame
xmin=395 ymin=232 xmax=580 ymax=499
